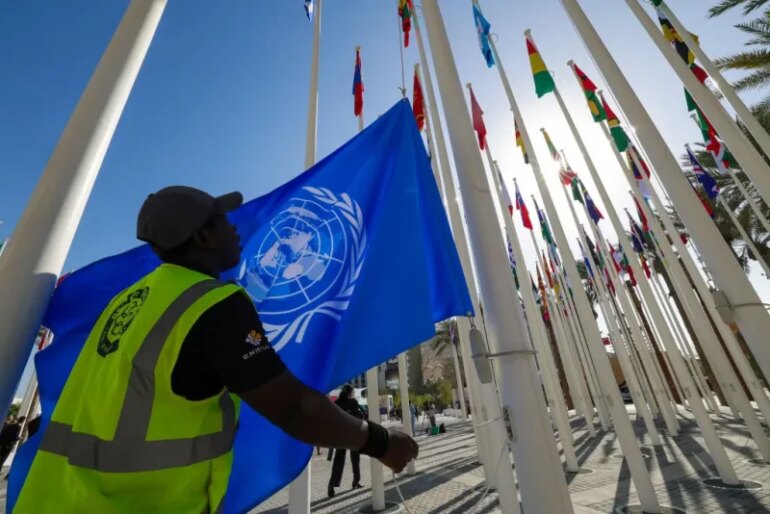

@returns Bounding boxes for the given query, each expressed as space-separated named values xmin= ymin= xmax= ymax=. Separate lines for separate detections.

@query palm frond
xmin=714 ymin=49 xmax=770 ymax=70
xmin=743 ymin=0 xmax=770 ymax=15
xmin=709 ymin=0 xmax=755 ymax=17
xmin=732 ymin=68 xmax=770 ymax=91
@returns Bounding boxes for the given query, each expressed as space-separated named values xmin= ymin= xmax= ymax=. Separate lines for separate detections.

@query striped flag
xmin=599 ymin=93 xmax=629 ymax=152
xmin=353 ymin=48 xmax=364 ymax=117
xmin=398 ymin=0 xmax=412 ymax=48
xmin=633 ymin=195 xmax=650 ymax=233
xmin=541 ymin=129 xmax=560 ymax=161
xmin=515 ymin=120 xmax=529 ymax=164
xmin=515 ymin=182 xmax=534 ymax=230
xmin=304 ymin=0 xmax=313 ymax=20
xmin=527 ymin=34 xmax=554 ymax=97
xmin=582 ymin=183 xmax=604 ymax=224
xmin=571 ymin=62 xmax=606 ymax=122
xmin=627 ymin=146 xmax=653 ymax=198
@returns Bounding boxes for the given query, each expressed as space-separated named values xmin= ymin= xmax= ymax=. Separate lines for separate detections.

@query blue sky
xmin=1 ymin=0 xmax=767 ymax=326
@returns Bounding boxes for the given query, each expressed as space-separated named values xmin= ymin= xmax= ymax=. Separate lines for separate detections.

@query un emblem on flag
xmin=237 ymin=187 xmax=366 ymax=351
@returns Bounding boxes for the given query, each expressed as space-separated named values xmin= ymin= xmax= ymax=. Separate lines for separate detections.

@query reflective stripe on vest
xmin=38 ymin=279 xmax=237 ymax=473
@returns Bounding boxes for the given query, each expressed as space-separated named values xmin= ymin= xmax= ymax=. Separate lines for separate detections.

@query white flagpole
xmin=623 ymin=0 xmax=770 ymax=205
xmin=397 ymin=352 xmax=417 ymax=475
xmin=528 ymin=227 xmax=596 ymax=437
xmin=289 ymin=0 xmax=323 ymax=508
xmin=480 ymin=142 xmax=579 ymax=472
xmin=560 ymin=0 xmax=770 ymax=395
xmin=470 ymin=6 xmax=658 ymax=508
xmin=556 ymin=184 xmax=664 ymax=441
xmin=719 ymin=196 xmax=770 ymax=277
xmin=624 ymin=150 xmax=770 ymax=461
xmin=0 ymin=0 xmax=168 ymax=419
xmin=644 ymin=2 xmax=770 ymax=195
xmin=422 ymin=2 xmax=573 ymax=511
xmin=551 ymin=263 xmax=612 ymax=431
xmin=412 ymin=9 xmax=516 ymax=487
xmin=365 ymin=367 xmax=386 ymax=511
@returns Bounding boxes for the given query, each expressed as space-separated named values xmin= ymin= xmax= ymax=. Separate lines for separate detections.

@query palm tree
xmin=709 ymin=0 xmax=770 ymax=18
xmin=431 ymin=320 xmax=458 ymax=358
xmin=714 ymin=11 xmax=770 ymax=118
xmin=678 ymin=149 xmax=770 ymax=269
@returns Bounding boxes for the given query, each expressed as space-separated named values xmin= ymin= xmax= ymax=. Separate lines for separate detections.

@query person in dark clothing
xmin=328 ymin=385 xmax=366 ymax=497
xmin=0 ymin=416 xmax=23 ymax=469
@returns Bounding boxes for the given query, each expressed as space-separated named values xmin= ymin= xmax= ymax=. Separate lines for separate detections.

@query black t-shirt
xmin=171 ymin=291 xmax=287 ymax=401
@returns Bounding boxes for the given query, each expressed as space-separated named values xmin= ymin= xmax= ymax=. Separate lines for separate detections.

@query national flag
xmin=609 ymin=241 xmax=623 ymax=273
xmin=304 ymin=0 xmax=314 ymax=20
xmin=641 ymin=253 xmax=651 ymax=278
xmin=542 ymin=129 xmax=560 ymax=161
xmin=693 ymin=180 xmax=716 ymax=218
xmin=571 ymin=62 xmax=606 ymax=122
xmin=685 ymin=91 xmax=737 ymax=170
xmin=507 ymin=239 xmax=520 ymax=290
xmin=584 ymin=230 xmax=605 ymax=271
xmin=536 ymin=265 xmax=550 ymax=322
xmin=633 ymin=195 xmax=649 ymax=233
xmin=412 ymin=67 xmax=426 ymax=131
xmin=515 ymin=120 xmax=529 ymax=164
xmin=469 ymin=86 xmax=487 ymax=150
xmin=399 ymin=0 xmax=412 ymax=48
xmin=473 ymin=4 xmax=495 ymax=67
xmin=536 ymin=205 xmax=555 ymax=246
xmin=514 ymin=182 xmax=534 ymax=230
xmin=600 ymin=93 xmax=629 ymax=152
xmin=571 ymin=176 xmax=584 ymax=204
xmin=578 ymin=240 xmax=595 ymax=279
xmin=686 ymin=146 xmax=720 ymax=200
xmin=543 ymin=250 xmax=555 ymax=289
xmin=499 ymin=171 xmax=514 ymax=216
xmin=656 ymin=8 xmax=697 ymax=65
xmin=531 ymin=274 xmax=541 ymax=304
xmin=559 ymin=163 xmax=578 ymax=186
xmin=527 ymin=34 xmax=555 ymax=97
xmin=353 ymin=48 xmax=364 ymax=117
xmin=7 ymin=101 xmax=474 ymax=514
xmin=627 ymin=146 xmax=653 ymax=198
xmin=617 ymin=249 xmax=637 ymax=286
xmin=627 ymin=212 xmax=645 ymax=253
xmin=583 ymin=184 xmax=604 ymax=224
xmin=549 ymin=255 xmax=561 ymax=297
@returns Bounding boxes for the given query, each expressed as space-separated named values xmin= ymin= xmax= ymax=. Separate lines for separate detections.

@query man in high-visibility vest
xmin=15 ymin=186 xmax=418 ymax=513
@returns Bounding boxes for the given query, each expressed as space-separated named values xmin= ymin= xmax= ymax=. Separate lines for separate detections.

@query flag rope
xmin=396 ymin=10 xmax=406 ymax=97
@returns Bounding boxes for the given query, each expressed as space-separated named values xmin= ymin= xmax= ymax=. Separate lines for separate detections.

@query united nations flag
xmin=9 ymin=100 xmax=472 ymax=514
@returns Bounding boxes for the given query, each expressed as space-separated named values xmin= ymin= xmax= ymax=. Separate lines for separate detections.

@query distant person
xmin=328 ymin=385 xmax=366 ymax=497
xmin=0 ymin=416 xmax=22 ymax=468
xmin=428 ymin=403 xmax=437 ymax=430
xmin=14 ymin=186 xmax=418 ymax=513
xmin=409 ymin=402 xmax=417 ymax=435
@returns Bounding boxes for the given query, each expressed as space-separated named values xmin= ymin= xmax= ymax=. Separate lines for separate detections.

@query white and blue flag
xmin=8 ymin=100 xmax=472 ymax=513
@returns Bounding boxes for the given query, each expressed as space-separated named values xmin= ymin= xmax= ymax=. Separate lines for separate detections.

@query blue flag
xmin=472 ymin=4 xmax=495 ymax=68
xmin=8 ymin=100 xmax=472 ymax=514
xmin=304 ymin=0 xmax=313 ymax=20
xmin=686 ymin=146 xmax=720 ymax=201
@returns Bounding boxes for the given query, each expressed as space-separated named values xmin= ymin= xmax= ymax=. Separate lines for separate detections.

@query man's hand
xmin=378 ymin=429 xmax=418 ymax=474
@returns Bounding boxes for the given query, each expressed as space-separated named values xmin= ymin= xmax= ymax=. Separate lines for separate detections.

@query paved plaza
xmin=2 ymin=408 xmax=770 ymax=513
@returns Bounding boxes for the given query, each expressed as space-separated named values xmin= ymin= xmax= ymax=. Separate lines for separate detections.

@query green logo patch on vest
xmin=98 ymin=287 xmax=150 ymax=357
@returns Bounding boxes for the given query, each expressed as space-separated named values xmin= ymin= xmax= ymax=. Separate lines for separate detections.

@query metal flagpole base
xmin=357 ymin=502 xmax=403 ymax=513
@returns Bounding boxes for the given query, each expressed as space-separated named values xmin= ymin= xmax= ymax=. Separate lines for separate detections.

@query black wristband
xmin=359 ymin=421 xmax=389 ymax=458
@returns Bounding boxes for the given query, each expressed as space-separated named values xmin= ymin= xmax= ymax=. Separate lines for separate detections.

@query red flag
xmin=605 ymin=268 xmax=616 ymax=296
xmin=398 ymin=0 xmax=412 ymax=48
xmin=353 ymin=48 xmax=364 ymax=117
xmin=514 ymin=182 xmax=533 ymax=230
xmin=469 ymin=87 xmax=487 ymax=150
xmin=412 ymin=68 xmax=425 ymax=131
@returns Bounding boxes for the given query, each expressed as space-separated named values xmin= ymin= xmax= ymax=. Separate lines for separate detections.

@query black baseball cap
xmin=136 ymin=186 xmax=243 ymax=250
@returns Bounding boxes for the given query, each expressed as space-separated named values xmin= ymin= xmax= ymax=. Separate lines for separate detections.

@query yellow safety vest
xmin=15 ymin=264 xmax=243 ymax=514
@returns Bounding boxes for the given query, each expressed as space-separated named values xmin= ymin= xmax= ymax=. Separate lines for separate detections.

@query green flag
xmin=571 ymin=177 xmax=584 ymax=204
